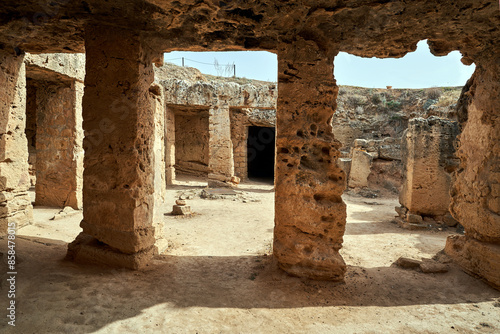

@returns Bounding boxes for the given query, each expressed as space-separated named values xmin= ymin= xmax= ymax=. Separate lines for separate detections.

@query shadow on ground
xmin=2 ymin=236 xmax=499 ymax=333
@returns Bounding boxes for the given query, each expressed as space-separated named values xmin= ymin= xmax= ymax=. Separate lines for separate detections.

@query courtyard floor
xmin=2 ymin=177 xmax=499 ymax=333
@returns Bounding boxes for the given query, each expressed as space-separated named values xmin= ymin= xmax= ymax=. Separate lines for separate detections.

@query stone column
xmin=67 ymin=26 xmax=157 ymax=269
xmin=445 ymin=58 xmax=500 ymax=289
xmin=230 ymin=109 xmax=248 ymax=180
xmin=274 ymin=39 xmax=346 ymax=280
xmin=165 ymin=105 xmax=176 ymax=185
xmin=0 ymin=50 xmax=33 ymax=234
xmin=35 ymin=80 xmax=83 ymax=209
xmin=208 ymin=103 xmax=234 ymax=185
xmin=150 ymin=83 xmax=168 ymax=254
xmin=397 ymin=117 xmax=459 ymax=222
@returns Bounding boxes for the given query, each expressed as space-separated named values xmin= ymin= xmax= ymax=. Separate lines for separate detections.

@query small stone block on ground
xmin=172 ymin=205 xmax=192 ymax=216
xmin=407 ymin=213 xmax=423 ymax=224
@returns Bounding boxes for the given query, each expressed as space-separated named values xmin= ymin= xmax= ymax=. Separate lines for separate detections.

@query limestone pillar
xmin=399 ymin=117 xmax=459 ymax=218
xmin=0 ymin=50 xmax=33 ymax=234
xmin=165 ymin=105 xmax=176 ymax=185
xmin=151 ymin=83 xmax=168 ymax=254
xmin=208 ymin=104 xmax=234 ymax=184
xmin=445 ymin=58 xmax=500 ymax=289
xmin=274 ymin=40 xmax=347 ymax=280
xmin=35 ymin=80 xmax=84 ymax=209
xmin=67 ymin=26 xmax=157 ymax=269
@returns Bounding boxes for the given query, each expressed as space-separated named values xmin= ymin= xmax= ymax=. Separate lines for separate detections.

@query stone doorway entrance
xmin=247 ymin=126 xmax=275 ymax=180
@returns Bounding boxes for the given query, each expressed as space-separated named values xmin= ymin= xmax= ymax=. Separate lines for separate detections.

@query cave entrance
xmin=247 ymin=126 xmax=275 ymax=180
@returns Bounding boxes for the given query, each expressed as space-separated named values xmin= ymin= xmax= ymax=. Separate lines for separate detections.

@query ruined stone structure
xmin=395 ymin=117 xmax=460 ymax=228
xmin=159 ymin=70 xmax=276 ymax=185
xmin=25 ymin=53 xmax=85 ymax=209
xmin=347 ymin=137 xmax=402 ymax=193
xmin=0 ymin=0 xmax=498 ymax=288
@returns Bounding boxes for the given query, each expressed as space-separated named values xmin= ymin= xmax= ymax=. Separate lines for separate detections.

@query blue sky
xmin=164 ymin=40 xmax=475 ymax=88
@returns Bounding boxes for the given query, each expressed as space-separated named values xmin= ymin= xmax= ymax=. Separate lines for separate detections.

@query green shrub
xmin=386 ymin=100 xmax=402 ymax=111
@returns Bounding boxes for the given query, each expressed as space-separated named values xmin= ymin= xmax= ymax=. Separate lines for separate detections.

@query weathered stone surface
xmin=333 ymin=87 xmax=460 ymax=154
xmin=348 ymin=149 xmax=373 ymax=188
xmin=164 ymin=105 xmax=176 ymax=185
xmin=25 ymin=53 xmax=85 ymax=82
xmin=407 ymin=213 xmax=423 ymax=224
xmin=0 ymin=50 xmax=33 ymax=234
xmin=172 ymin=110 xmax=210 ymax=177
xmin=34 ymin=80 xmax=83 ymax=209
xmin=66 ymin=26 xmax=157 ymax=268
xmin=0 ymin=0 xmax=497 ymax=286
xmin=395 ymin=257 xmax=421 ymax=269
xmin=274 ymin=39 xmax=346 ymax=281
xmin=443 ymin=213 xmax=459 ymax=227
xmin=208 ymin=105 xmax=233 ymax=181
xmin=161 ymin=72 xmax=276 ymax=110
xmin=419 ymin=260 xmax=449 ymax=274
xmin=150 ymin=82 xmax=167 ymax=255
xmin=451 ymin=61 xmax=500 ymax=243
xmin=400 ymin=117 xmax=460 ymax=217
xmin=172 ymin=205 xmax=192 ymax=216
xmin=445 ymin=236 xmax=500 ymax=289
xmin=445 ymin=57 xmax=500 ymax=289
xmin=337 ymin=158 xmax=352 ymax=181
xmin=67 ymin=232 xmax=154 ymax=270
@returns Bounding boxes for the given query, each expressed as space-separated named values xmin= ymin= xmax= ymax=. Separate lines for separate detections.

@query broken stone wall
xmin=396 ymin=117 xmax=460 ymax=226
xmin=174 ymin=110 xmax=210 ymax=176
xmin=0 ymin=51 xmax=33 ymax=235
xmin=347 ymin=137 xmax=402 ymax=194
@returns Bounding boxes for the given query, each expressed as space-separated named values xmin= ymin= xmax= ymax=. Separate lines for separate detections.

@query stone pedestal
xmin=67 ymin=26 xmax=157 ymax=269
xmin=273 ymin=40 xmax=346 ymax=280
xmin=0 ymin=50 xmax=33 ymax=234
xmin=446 ymin=58 xmax=500 ymax=289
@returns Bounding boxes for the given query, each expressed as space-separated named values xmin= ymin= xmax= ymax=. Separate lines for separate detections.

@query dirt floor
xmin=1 ymin=176 xmax=500 ymax=333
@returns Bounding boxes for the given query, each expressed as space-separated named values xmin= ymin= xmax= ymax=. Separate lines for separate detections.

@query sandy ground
xmin=1 ymin=177 xmax=500 ymax=333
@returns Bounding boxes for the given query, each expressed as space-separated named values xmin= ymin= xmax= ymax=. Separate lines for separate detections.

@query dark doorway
xmin=247 ymin=126 xmax=275 ymax=180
